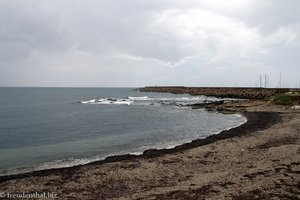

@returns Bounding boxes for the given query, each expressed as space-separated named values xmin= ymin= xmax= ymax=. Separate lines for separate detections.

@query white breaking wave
xmin=127 ymin=96 xmax=151 ymax=100
xmin=80 ymin=98 xmax=133 ymax=105
xmin=80 ymin=96 xmax=152 ymax=106
xmin=80 ymin=99 xmax=97 ymax=104
xmin=79 ymin=95 xmax=240 ymax=106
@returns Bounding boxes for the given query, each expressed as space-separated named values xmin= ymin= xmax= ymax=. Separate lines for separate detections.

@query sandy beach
xmin=0 ymin=100 xmax=299 ymax=199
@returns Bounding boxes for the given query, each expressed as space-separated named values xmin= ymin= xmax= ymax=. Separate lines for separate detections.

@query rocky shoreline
xmin=0 ymin=100 xmax=299 ymax=199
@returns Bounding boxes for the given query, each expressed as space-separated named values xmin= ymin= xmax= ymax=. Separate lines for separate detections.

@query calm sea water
xmin=0 ymin=88 xmax=246 ymax=175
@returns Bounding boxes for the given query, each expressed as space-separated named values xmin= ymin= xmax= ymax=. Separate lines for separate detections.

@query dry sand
xmin=0 ymin=100 xmax=299 ymax=199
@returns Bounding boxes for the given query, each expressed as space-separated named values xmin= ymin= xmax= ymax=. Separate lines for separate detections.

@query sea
xmin=0 ymin=87 xmax=246 ymax=175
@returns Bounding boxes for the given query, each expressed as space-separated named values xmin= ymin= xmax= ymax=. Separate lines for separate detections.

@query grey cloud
xmin=223 ymin=0 xmax=300 ymax=35
xmin=0 ymin=2 xmax=69 ymax=61
xmin=0 ymin=0 xmax=299 ymax=87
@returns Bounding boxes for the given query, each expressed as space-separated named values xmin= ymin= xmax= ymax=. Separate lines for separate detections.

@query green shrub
xmin=272 ymin=94 xmax=293 ymax=105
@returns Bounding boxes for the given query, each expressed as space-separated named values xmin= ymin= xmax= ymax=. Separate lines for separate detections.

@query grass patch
xmin=271 ymin=93 xmax=298 ymax=105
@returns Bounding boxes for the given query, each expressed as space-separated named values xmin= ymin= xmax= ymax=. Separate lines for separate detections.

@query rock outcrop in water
xmin=138 ymin=86 xmax=297 ymax=99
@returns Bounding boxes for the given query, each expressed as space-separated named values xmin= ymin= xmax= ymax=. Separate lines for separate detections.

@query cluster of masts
xmin=255 ymin=74 xmax=270 ymax=88
xmin=255 ymin=71 xmax=299 ymax=89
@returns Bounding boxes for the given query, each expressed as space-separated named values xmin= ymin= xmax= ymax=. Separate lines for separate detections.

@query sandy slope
xmin=0 ymin=101 xmax=299 ymax=199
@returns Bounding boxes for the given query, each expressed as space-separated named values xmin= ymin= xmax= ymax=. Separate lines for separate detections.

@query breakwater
xmin=138 ymin=86 xmax=296 ymax=99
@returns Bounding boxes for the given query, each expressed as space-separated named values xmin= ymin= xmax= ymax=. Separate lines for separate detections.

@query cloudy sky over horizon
xmin=0 ymin=0 xmax=300 ymax=87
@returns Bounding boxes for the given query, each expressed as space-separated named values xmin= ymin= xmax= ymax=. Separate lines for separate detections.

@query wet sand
xmin=0 ymin=100 xmax=299 ymax=199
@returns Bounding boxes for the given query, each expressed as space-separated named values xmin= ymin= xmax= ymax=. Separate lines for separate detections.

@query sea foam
xmin=80 ymin=98 xmax=133 ymax=105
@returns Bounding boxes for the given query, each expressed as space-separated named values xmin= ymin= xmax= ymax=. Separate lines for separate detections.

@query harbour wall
xmin=137 ymin=86 xmax=299 ymax=99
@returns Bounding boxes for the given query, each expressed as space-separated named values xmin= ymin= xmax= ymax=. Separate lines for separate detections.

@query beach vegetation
xmin=271 ymin=93 xmax=300 ymax=105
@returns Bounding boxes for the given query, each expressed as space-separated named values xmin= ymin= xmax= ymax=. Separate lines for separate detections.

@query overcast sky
xmin=0 ymin=0 xmax=299 ymax=87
